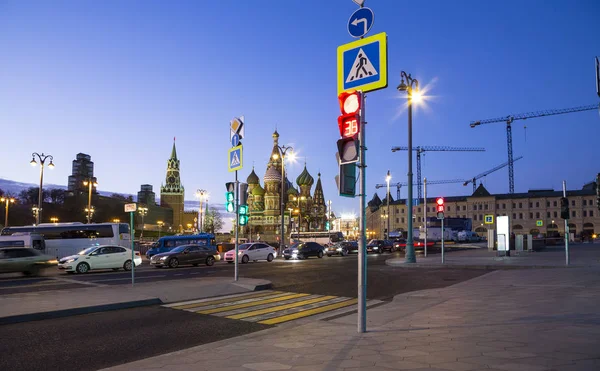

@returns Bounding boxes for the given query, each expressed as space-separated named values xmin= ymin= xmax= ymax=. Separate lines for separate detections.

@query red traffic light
xmin=338 ymin=91 xmax=361 ymax=115
xmin=338 ymin=113 xmax=360 ymax=138
xmin=436 ymin=197 xmax=444 ymax=206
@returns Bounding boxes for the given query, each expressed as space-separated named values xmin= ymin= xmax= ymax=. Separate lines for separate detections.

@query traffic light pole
xmin=234 ymin=171 xmax=240 ymax=281
xmin=441 ymin=217 xmax=445 ymax=264
xmin=423 ymin=178 xmax=427 ymax=258
xmin=358 ymin=92 xmax=367 ymax=334
xmin=563 ymin=180 xmax=569 ymax=266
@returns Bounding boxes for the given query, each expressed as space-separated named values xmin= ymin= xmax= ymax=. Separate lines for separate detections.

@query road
xmin=0 ymin=250 xmax=490 ymax=371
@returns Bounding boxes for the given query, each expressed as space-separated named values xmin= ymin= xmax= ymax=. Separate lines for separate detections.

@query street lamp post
xmin=273 ymin=145 xmax=294 ymax=255
xmin=196 ymin=189 xmax=207 ymax=233
xmin=327 ymin=200 xmax=332 ymax=239
xmin=1 ymin=197 xmax=15 ymax=227
xmin=84 ymin=207 xmax=95 ymax=221
xmin=386 ymin=170 xmax=391 ymax=240
xmin=157 ymin=221 xmax=164 ymax=238
xmin=397 ymin=71 xmax=420 ymax=263
xmin=83 ymin=178 xmax=98 ymax=224
xmin=138 ymin=207 xmax=148 ymax=239
xmin=292 ymin=196 xmax=306 ymax=233
xmin=30 ymin=153 xmax=54 ymax=225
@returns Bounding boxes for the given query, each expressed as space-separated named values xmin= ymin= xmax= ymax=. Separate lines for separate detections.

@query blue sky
xmin=0 ymin=0 xmax=599 ymax=220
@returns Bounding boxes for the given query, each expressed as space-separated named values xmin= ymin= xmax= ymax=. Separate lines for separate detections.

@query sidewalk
xmin=387 ymin=243 xmax=600 ymax=269
xmin=0 ymin=276 xmax=270 ymax=325
xmin=101 ymin=266 xmax=600 ymax=371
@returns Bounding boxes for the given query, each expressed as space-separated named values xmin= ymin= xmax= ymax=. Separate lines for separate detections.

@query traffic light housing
xmin=596 ymin=173 xmax=600 ymax=210
xmin=239 ymin=204 xmax=248 ymax=226
xmin=436 ymin=197 xmax=445 ymax=219
xmin=225 ymin=192 xmax=235 ymax=213
xmin=560 ymin=197 xmax=569 ymax=219
xmin=336 ymin=91 xmax=361 ymax=166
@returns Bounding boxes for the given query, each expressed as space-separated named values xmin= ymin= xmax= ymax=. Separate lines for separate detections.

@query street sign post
xmin=347 ymin=7 xmax=374 ymax=38
xmin=124 ymin=203 xmax=137 ymax=286
xmin=228 ymin=117 xmax=245 ymax=281
xmin=228 ymin=145 xmax=243 ymax=172
xmin=337 ymin=32 xmax=387 ymax=95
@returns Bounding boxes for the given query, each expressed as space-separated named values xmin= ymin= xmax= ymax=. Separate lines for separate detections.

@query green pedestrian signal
xmin=239 ymin=205 xmax=248 ymax=215
xmin=225 ymin=191 xmax=235 ymax=213
xmin=239 ymin=204 xmax=248 ymax=225
xmin=239 ymin=215 xmax=248 ymax=226
xmin=325 ymin=221 xmax=330 ymax=230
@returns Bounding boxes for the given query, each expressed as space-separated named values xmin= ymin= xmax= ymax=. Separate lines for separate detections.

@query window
xmin=513 ymin=213 xmax=516 ymax=219
xmin=584 ymin=210 xmax=588 ymax=217
xmin=519 ymin=213 xmax=523 ymax=219
xmin=401 ymin=209 xmax=405 ymax=214
xmin=418 ymin=208 xmax=421 ymax=212
xmin=536 ymin=202 xmax=539 ymax=208
xmin=536 ymin=212 xmax=540 ymax=218
xmin=447 ymin=206 xmax=451 ymax=212
xmin=519 ymin=202 xmax=522 ymax=208
xmin=529 ymin=213 xmax=533 ymax=219
xmin=119 ymin=224 xmax=130 ymax=234
xmin=571 ymin=200 xmax=575 ymax=206
xmin=496 ymin=204 xmax=499 ymax=209
xmin=478 ymin=205 xmax=482 ymax=210
xmin=512 ymin=203 xmax=516 ymax=208
xmin=546 ymin=201 xmax=550 ymax=207
xmin=554 ymin=211 xmax=557 ymax=218
xmin=502 ymin=204 xmax=506 ymax=209
xmin=395 ymin=218 xmax=399 ymax=223
xmin=572 ymin=211 xmax=576 ymax=218
xmin=554 ymin=201 xmax=557 ymax=207
xmin=401 ymin=218 xmax=405 ymax=223
xmin=473 ymin=205 xmax=477 ymax=211
xmin=591 ymin=211 xmax=594 ymax=217
xmin=529 ymin=202 xmax=532 ymax=208
xmin=547 ymin=212 xmax=550 ymax=218
xmin=463 ymin=206 xmax=466 ymax=211
xmin=583 ymin=200 xmax=587 ymax=206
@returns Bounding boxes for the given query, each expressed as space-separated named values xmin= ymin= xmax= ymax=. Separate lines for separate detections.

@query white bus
xmin=0 ymin=222 xmax=131 ymax=259
xmin=289 ymin=231 xmax=344 ymax=246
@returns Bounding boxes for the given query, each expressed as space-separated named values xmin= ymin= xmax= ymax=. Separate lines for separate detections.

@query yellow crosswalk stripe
xmin=226 ymin=295 xmax=337 ymax=320
xmin=258 ymin=298 xmax=358 ymax=325
xmin=196 ymin=293 xmax=311 ymax=315
xmin=170 ymin=291 xmax=281 ymax=310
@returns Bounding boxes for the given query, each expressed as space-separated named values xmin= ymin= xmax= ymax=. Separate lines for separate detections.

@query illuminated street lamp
xmin=138 ymin=206 xmax=148 ymax=238
xmin=1 ymin=197 xmax=16 ymax=227
xmin=30 ymin=152 xmax=54 ymax=225
xmin=112 ymin=218 xmax=120 ymax=223
xmin=292 ymin=195 xmax=306 ymax=232
xmin=396 ymin=71 xmax=420 ymax=263
xmin=157 ymin=220 xmax=164 ymax=238
xmin=50 ymin=217 xmax=58 ymax=224
xmin=272 ymin=144 xmax=295 ymax=252
xmin=83 ymin=178 xmax=98 ymax=224
xmin=84 ymin=207 xmax=95 ymax=221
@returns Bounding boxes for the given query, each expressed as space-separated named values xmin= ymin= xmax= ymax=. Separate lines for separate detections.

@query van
xmin=145 ymin=234 xmax=216 ymax=259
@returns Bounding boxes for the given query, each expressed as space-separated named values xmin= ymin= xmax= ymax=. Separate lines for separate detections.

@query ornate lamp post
xmin=386 ymin=170 xmax=391 ymax=240
xmin=157 ymin=221 xmax=164 ymax=238
xmin=196 ymin=189 xmax=207 ymax=233
xmin=397 ymin=71 xmax=421 ymax=263
xmin=1 ymin=196 xmax=16 ymax=227
xmin=272 ymin=145 xmax=294 ymax=253
xmin=30 ymin=153 xmax=54 ymax=225
xmin=138 ymin=206 xmax=148 ymax=238
xmin=83 ymin=178 xmax=98 ymax=223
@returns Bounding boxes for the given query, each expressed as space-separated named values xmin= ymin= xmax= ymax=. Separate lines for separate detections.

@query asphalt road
xmin=0 ymin=250 xmax=490 ymax=371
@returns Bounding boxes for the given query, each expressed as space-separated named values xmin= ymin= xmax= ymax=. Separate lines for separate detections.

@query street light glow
xmin=411 ymin=90 xmax=423 ymax=103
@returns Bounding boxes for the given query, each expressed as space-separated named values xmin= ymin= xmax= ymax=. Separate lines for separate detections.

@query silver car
xmin=0 ymin=247 xmax=58 ymax=276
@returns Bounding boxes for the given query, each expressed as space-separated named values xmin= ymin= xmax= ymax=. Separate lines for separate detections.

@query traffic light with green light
xmin=239 ymin=204 xmax=248 ymax=225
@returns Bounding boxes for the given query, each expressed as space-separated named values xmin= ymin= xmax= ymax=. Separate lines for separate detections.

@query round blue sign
xmin=231 ymin=133 xmax=240 ymax=147
xmin=348 ymin=7 xmax=374 ymax=38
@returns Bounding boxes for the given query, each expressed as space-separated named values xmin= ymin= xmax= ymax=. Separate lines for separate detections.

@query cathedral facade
xmin=244 ymin=130 xmax=327 ymax=242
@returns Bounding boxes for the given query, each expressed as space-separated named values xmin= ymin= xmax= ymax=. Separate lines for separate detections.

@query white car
xmin=58 ymin=245 xmax=143 ymax=274
xmin=223 ymin=242 xmax=277 ymax=264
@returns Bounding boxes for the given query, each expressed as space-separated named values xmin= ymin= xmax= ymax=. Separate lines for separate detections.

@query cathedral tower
xmin=160 ymin=138 xmax=185 ymax=231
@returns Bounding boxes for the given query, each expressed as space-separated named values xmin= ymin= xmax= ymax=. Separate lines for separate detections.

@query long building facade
xmin=367 ymin=181 xmax=600 ymax=239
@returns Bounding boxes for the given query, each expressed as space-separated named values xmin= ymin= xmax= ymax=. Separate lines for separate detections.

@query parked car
xmin=366 ymin=239 xmax=393 ymax=254
xmin=0 ymin=247 xmax=57 ymax=276
xmin=150 ymin=244 xmax=218 ymax=268
xmin=58 ymin=245 xmax=142 ymax=274
xmin=223 ymin=242 xmax=277 ymax=264
xmin=325 ymin=241 xmax=358 ymax=257
xmin=283 ymin=242 xmax=325 ymax=260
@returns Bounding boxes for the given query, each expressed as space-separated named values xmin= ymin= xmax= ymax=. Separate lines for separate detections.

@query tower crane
xmin=390 ymin=146 xmax=486 ymax=199
xmin=463 ymin=156 xmax=524 ymax=193
xmin=375 ymin=179 xmax=465 ymax=200
xmin=470 ymin=103 xmax=599 ymax=194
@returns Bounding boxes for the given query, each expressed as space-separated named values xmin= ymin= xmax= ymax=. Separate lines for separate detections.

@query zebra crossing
xmin=163 ymin=290 xmax=381 ymax=325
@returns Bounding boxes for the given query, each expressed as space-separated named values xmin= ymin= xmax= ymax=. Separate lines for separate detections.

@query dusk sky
xmin=1 ymin=0 xmax=599 ymax=220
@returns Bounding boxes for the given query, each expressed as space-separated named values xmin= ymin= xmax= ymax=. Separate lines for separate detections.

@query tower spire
xmin=170 ymin=137 xmax=178 ymax=160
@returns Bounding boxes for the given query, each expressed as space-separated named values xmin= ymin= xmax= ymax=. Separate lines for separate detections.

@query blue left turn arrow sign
xmin=348 ymin=7 xmax=374 ymax=38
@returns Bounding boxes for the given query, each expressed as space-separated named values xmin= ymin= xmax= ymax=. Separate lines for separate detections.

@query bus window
xmin=165 ymin=240 xmax=176 ymax=247
xmin=32 ymin=239 xmax=45 ymax=250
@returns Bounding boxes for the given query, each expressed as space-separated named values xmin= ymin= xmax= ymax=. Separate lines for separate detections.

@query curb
xmin=385 ymin=259 xmax=581 ymax=270
xmin=0 ymin=298 xmax=163 ymax=326
xmin=232 ymin=281 xmax=273 ymax=292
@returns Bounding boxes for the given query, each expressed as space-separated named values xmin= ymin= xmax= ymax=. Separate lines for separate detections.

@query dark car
xmin=393 ymin=238 xmax=406 ymax=252
xmin=283 ymin=242 xmax=324 ymax=260
xmin=366 ymin=239 xmax=393 ymax=254
xmin=325 ymin=241 xmax=358 ymax=257
xmin=150 ymin=244 xmax=217 ymax=268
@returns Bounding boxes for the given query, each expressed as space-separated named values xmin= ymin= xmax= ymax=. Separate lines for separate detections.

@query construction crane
xmin=470 ymin=103 xmax=599 ymax=194
xmin=463 ymin=156 xmax=524 ymax=193
xmin=390 ymin=146 xmax=486 ymax=199
xmin=375 ymin=179 xmax=465 ymax=200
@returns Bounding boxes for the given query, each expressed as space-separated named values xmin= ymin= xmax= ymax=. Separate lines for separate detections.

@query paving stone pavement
xmin=101 ymin=267 xmax=600 ymax=371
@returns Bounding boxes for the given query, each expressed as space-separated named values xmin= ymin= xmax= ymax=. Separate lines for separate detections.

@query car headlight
xmin=292 ymin=249 xmax=298 ymax=253
xmin=65 ymin=258 xmax=77 ymax=263
xmin=336 ymin=248 xmax=342 ymax=251
xmin=160 ymin=256 xmax=168 ymax=260
xmin=373 ymin=246 xmax=379 ymax=249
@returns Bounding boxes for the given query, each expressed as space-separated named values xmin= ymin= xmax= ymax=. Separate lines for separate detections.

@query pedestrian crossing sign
xmin=228 ymin=145 xmax=243 ymax=172
xmin=337 ymin=32 xmax=387 ymax=95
